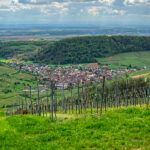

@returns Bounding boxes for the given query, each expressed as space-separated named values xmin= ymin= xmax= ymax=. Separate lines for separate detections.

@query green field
xmin=1 ymin=107 xmax=150 ymax=150
xmin=0 ymin=63 xmax=37 ymax=107
xmin=97 ymin=51 xmax=150 ymax=69
xmin=0 ymin=40 xmax=49 ymax=61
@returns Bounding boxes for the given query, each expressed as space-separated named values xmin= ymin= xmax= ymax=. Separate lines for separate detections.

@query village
xmin=8 ymin=61 xmax=139 ymax=89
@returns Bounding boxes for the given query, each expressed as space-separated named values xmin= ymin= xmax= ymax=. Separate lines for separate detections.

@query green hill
xmin=0 ymin=41 xmax=49 ymax=61
xmin=1 ymin=107 xmax=150 ymax=150
xmin=0 ymin=63 xmax=37 ymax=107
xmin=97 ymin=51 xmax=150 ymax=68
xmin=1 ymin=36 xmax=150 ymax=65
xmin=31 ymin=35 xmax=150 ymax=64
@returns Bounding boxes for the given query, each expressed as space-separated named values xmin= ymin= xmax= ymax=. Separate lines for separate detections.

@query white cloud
xmin=0 ymin=0 xmax=69 ymax=15
xmin=123 ymin=0 xmax=149 ymax=5
xmin=98 ymin=0 xmax=115 ymax=5
xmin=80 ymin=9 xmax=84 ymax=12
xmin=88 ymin=6 xmax=126 ymax=16
xmin=40 ymin=2 xmax=69 ymax=15
xmin=28 ymin=0 xmax=37 ymax=3
xmin=0 ymin=0 xmax=12 ymax=6
xmin=88 ymin=6 xmax=99 ymax=16
xmin=107 ymin=9 xmax=126 ymax=15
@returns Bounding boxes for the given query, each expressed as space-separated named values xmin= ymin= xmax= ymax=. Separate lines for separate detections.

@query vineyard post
xmin=70 ymin=84 xmax=73 ymax=114
xmin=29 ymin=86 xmax=33 ymax=114
xmin=78 ymin=80 xmax=80 ymax=114
xmin=69 ymin=97 xmax=71 ymax=114
xmin=5 ymin=105 xmax=8 ymax=117
xmin=54 ymin=94 xmax=57 ymax=119
xmin=42 ymin=102 xmax=44 ymax=117
xmin=16 ymin=98 xmax=18 ymax=114
xmin=36 ymin=98 xmax=38 ymax=115
xmin=90 ymin=95 xmax=93 ymax=114
xmin=18 ymin=97 xmax=21 ymax=113
xmin=104 ymin=81 xmax=107 ymax=112
xmin=51 ymin=82 xmax=53 ymax=120
xmin=115 ymin=75 xmax=119 ymax=108
xmin=25 ymin=91 xmax=27 ymax=111
xmin=146 ymin=79 xmax=150 ymax=109
xmin=37 ymin=80 xmax=41 ymax=116
xmin=46 ymin=90 xmax=49 ymax=117
xmin=5 ymin=105 xmax=6 ymax=116
xmin=148 ymin=79 xmax=150 ymax=108
xmin=134 ymin=80 xmax=137 ymax=106
xmin=13 ymin=103 xmax=15 ymax=115
xmin=104 ymin=94 xmax=107 ymax=112
xmin=100 ymin=76 xmax=105 ymax=116
xmin=62 ymin=83 xmax=66 ymax=112
xmin=50 ymin=80 xmax=55 ymax=120
xmin=85 ymin=84 xmax=87 ymax=115
xmin=65 ymin=97 xmax=67 ymax=114
xmin=21 ymin=97 xmax=23 ymax=113
xmin=125 ymin=74 xmax=129 ymax=107
xmin=82 ymin=83 xmax=85 ymax=114
xmin=139 ymin=88 xmax=142 ymax=107
xmin=6 ymin=106 xmax=8 ymax=117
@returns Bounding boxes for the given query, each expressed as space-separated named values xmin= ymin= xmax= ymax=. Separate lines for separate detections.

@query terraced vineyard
xmin=0 ymin=63 xmax=37 ymax=107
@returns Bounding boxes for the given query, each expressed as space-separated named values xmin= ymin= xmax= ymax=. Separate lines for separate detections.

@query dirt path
xmin=132 ymin=73 xmax=149 ymax=79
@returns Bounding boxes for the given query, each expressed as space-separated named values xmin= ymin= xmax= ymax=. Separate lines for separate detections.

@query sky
xmin=0 ymin=0 xmax=150 ymax=26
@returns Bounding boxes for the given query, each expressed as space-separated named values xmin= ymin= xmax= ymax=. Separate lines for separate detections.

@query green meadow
xmin=0 ymin=63 xmax=37 ymax=107
xmin=1 ymin=107 xmax=150 ymax=150
xmin=97 ymin=51 xmax=150 ymax=69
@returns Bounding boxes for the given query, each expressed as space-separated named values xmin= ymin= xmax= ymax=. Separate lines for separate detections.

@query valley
xmin=1 ymin=35 xmax=150 ymax=150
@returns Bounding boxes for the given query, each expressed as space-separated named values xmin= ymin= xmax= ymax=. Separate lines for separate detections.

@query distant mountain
xmin=1 ymin=26 xmax=150 ymax=36
xmin=31 ymin=35 xmax=150 ymax=64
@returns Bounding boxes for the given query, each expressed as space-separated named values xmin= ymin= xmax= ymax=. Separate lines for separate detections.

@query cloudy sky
xmin=0 ymin=0 xmax=150 ymax=25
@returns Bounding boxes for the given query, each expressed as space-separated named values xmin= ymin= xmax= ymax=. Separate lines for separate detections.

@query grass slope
xmin=1 ymin=107 xmax=150 ymax=150
xmin=97 ymin=51 xmax=150 ymax=69
xmin=0 ymin=41 xmax=49 ymax=61
xmin=130 ymin=68 xmax=150 ymax=78
xmin=0 ymin=63 xmax=37 ymax=107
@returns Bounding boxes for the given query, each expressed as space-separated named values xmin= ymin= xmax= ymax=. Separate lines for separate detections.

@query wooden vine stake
xmin=37 ymin=80 xmax=41 ymax=116
xmin=100 ymin=76 xmax=105 ymax=116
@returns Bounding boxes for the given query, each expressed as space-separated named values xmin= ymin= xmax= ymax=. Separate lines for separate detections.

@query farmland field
xmin=97 ymin=51 xmax=150 ymax=69
xmin=1 ymin=107 xmax=150 ymax=150
xmin=0 ymin=35 xmax=73 ymax=41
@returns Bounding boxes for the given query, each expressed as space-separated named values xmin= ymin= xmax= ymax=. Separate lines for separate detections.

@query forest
xmin=1 ymin=36 xmax=150 ymax=65
xmin=31 ymin=35 xmax=150 ymax=64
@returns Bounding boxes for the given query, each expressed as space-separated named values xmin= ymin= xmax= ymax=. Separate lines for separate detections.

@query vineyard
xmin=5 ymin=77 xmax=150 ymax=119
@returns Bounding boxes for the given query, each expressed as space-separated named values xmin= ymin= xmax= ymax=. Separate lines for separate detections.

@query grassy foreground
xmin=1 ymin=107 xmax=150 ymax=150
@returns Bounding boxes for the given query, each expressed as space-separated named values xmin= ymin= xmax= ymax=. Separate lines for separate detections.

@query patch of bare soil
xmin=132 ymin=73 xmax=149 ymax=79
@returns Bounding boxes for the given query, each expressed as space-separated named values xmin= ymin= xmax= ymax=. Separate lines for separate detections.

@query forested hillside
xmin=31 ymin=36 xmax=150 ymax=64
xmin=1 ymin=36 xmax=150 ymax=64
xmin=0 ymin=41 xmax=49 ymax=60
